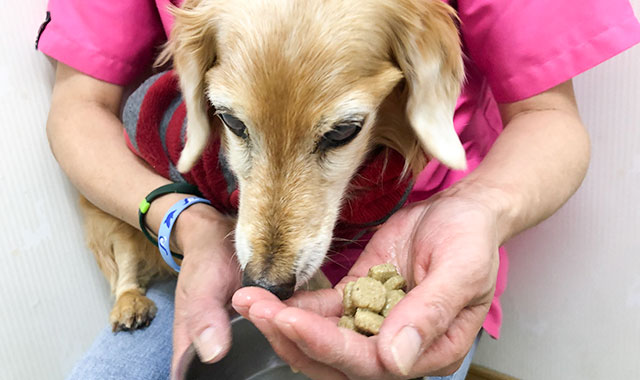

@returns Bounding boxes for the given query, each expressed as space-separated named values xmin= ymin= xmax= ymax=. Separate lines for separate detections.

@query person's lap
xmin=68 ymin=280 xmax=479 ymax=380
xmin=67 ymin=280 xmax=176 ymax=380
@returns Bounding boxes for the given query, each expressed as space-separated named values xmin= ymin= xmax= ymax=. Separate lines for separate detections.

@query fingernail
xmin=194 ymin=327 xmax=223 ymax=362
xmin=390 ymin=326 xmax=422 ymax=375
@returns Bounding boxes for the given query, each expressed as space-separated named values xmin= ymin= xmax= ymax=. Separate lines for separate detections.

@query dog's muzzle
xmin=241 ymin=272 xmax=296 ymax=301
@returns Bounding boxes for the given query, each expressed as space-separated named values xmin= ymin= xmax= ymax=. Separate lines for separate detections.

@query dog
xmin=81 ymin=0 xmax=465 ymax=331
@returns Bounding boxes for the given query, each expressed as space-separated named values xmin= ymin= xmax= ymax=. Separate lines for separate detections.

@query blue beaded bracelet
xmin=157 ymin=196 xmax=211 ymax=272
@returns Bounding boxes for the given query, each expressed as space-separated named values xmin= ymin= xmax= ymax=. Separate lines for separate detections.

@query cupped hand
xmin=233 ymin=189 xmax=500 ymax=379
xmin=171 ymin=204 xmax=242 ymax=377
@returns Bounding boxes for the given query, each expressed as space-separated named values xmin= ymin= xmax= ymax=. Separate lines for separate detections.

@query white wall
xmin=473 ymin=2 xmax=640 ymax=379
xmin=1 ymin=1 xmax=638 ymax=379
xmin=0 ymin=1 xmax=112 ymax=379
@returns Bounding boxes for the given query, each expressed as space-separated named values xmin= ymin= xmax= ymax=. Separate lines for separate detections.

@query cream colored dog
xmin=82 ymin=0 xmax=465 ymax=330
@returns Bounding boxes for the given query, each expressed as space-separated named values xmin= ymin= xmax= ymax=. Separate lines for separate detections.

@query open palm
xmin=233 ymin=191 xmax=500 ymax=379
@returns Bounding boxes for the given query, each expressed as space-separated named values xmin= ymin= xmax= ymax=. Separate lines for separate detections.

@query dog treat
xmin=382 ymin=289 xmax=406 ymax=317
xmin=383 ymin=275 xmax=406 ymax=291
xmin=342 ymin=281 xmax=356 ymax=316
xmin=339 ymin=263 xmax=406 ymax=335
xmin=367 ymin=263 xmax=398 ymax=283
xmin=338 ymin=315 xmax=356 ymax=330
xmin=354 ymin=309 xmax=385 ymax=335
xmin=351 ymin=277 xmax=386 ymax=313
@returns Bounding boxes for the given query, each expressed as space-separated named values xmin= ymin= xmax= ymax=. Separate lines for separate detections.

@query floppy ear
xmin=160 ymin=1 xmax=218 ymax=173
xmin=389 ymin=0 xmax=466 ymax=170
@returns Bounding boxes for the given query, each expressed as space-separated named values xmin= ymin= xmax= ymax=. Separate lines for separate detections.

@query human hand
xmin=170 ymin=204 xmax=242 ymax=377
xmin=233 ymin=188 xmax=500 ymax=379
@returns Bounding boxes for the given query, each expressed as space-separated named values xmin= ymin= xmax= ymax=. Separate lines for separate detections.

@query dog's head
xmin=164 ymin=0 xmax=465 ymax=298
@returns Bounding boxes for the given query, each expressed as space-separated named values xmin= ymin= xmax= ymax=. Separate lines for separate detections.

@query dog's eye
xmin=318 ymin=123 xmax=361 ymax=151
xmin=219 ymin=113 xmax=247 ymax=138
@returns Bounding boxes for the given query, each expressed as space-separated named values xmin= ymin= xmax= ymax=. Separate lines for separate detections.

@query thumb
xmin=376 ymin=271 xmax=483 ymax=376
xmin=172 ymin=253 xmax=240 ymax=374
xmin=186 ymin=294 xmax=233 ymax=363
xmin=172 ymin=295 xmax=232 ymax=376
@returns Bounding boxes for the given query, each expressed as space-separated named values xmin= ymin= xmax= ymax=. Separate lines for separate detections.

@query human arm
xmin=47 ymin=63 xmax=183 ymax=230
xmin=466 ymin=80 xmax=590 ymax=243
xmin=231 ymin=80 xmax=590 ymax=379
xmin=47 ymin=63 xmax=240 ymax=373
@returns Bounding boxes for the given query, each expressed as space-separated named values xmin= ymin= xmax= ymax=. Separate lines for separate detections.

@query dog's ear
xmin=159 ymin=1 xmax=217 ymax=173
xmin=388 ymin=0 xmax=466 ymax=170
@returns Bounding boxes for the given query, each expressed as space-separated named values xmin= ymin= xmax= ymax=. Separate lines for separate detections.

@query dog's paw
xmin=110 ymin=289 xmax=158 ymax=332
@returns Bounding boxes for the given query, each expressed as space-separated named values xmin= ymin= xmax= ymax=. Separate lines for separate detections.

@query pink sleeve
xmin=458 ymin=0 xmax=640 ymax=103
xmin=37 ymin=0 xmax=166 ymax=86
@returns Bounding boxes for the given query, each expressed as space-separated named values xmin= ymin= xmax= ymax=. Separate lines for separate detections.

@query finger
xmin=235 ymin=285 xmax=345 ymax=318
xmin=175 ymin=253 xmax=240 ymax=368
xmin=409 ymin=305 xmax=487 ymax=376
xmin=232 ymin=286 xmax=281 ymax=318
xmin=248 ymin=300 xmax=349 ymax=380
xmin=274 ymin=306 xmax=386 ymax=378
xmin=284 ymin=288 xmax=344 ymax=317
xmin=376 ymin=273 xmax=490 ymax=377
xmin=172 ymin=295 xmax=192 ymax=377
xmin=186 ymin=295 xmax=232 ymax=363
xmin=234 ymin=289 xmax=348 ymax=378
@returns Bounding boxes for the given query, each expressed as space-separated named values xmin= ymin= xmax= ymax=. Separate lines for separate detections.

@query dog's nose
xmin=242 ymin=272 xmax=295 ymax=300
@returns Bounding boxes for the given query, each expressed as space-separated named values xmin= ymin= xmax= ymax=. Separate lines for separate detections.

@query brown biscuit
xmin=354 ymin=309 xmax=384 ymax=335
xmin=367 ymin=263 xmax=398 ymax=283
xmin=351 ymin=277 xmax=386 ymax=313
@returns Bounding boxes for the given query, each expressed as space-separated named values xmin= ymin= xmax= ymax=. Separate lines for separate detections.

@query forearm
xmin=46 ymin=64 xmax=224 ymax=247
xmin=450 ymin=81 xmax=590 ymax=244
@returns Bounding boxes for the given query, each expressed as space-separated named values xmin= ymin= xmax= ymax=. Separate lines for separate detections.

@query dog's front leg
xmin=80 ymin=196 xmax=169 ymax=332
xmin=108 ymin=236 xmax=158 ymax=332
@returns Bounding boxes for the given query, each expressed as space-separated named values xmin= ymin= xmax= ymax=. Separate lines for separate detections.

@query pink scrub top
xmin=37 ymin=0 xmax=640 ymax=339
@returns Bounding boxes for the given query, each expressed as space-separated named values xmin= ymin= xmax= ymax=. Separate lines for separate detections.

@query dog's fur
xmin=82 ymin=0 xmax=465 ymax=330
xmin=79 ymin=196 xmax=174 ymax=331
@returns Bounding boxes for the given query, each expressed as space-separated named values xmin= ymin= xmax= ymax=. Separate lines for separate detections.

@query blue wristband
xmin=157 ymin=196 xmax=211 ymax=272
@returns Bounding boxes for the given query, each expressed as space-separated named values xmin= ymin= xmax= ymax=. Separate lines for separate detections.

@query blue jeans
xmin=68 ymin=280 xmax=480 ymax=380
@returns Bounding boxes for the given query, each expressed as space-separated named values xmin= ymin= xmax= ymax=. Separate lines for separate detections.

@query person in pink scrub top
xmin=39 ymin=0 xmax=640 ymax=379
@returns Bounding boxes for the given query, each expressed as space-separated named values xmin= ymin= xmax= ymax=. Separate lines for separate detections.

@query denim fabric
xmin=67 ymin=280 xmax=479 ymax=380
xmin=67 ymin=280 xmax=176 ymax=380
